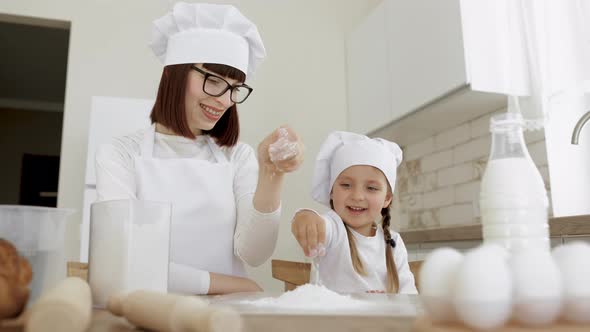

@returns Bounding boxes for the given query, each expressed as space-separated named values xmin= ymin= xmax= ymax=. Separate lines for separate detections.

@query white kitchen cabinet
xmin=385 ymin=0 xmax=466 ymax=119
xmin=345 ymin=0 xmax=391 ymax=134
xmin=346 ymin=0 xmax=503 ymax=140
xmin=80 ymin=96 xmax=153 ymax=262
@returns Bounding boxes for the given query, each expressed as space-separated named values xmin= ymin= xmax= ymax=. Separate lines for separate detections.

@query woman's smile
xmin=200 ymin=103 xmax=223 ymax=121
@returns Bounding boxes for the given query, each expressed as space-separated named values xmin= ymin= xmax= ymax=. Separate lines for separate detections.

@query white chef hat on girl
xmin=311 ymin=131 xmax=403 ymax=206
xmin=149 ymin=2 xmax=266 ymax=77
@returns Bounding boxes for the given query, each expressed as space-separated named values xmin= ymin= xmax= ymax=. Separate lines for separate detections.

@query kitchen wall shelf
xmin=370 ymin=84 xmax=506 ymax=147
xmin=400 ymin=214 xmax=590 ymax=244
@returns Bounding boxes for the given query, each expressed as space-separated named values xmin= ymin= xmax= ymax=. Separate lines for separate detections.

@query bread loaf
xmin=0 ymin=238 xmax=32 ymax=319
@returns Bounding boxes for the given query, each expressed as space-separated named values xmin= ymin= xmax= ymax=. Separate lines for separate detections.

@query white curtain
xmin=460 ymin=0 xmax=590 ymax=217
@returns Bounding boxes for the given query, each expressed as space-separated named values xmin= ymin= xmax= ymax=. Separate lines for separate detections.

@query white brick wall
xmin=423 ymin=187 xmax=454 ymax=209
xmin=454 ymin=181 xmax=480 ymax=203
xmin=452 ymin=136 xmax=491 ymax=164
xmin=407 ymin=175 xmax=425 ymax=193
xmin=404 ymin=137 xmax=435 ymax=161
xmin=538 ymin=165 xmax=550 ymax=189
xmin=400 ymin=194 xmax=423 ymax=211
xmin=395 ymin=107 xmax=551 ymax=231
xmin=528 ymin=140 xmax=548 ymax=166
xmin=435 ymin=124 xmax=470 ymax=150
xmin=438 ymin=204 xmax=475 ymax=226
xmin=524 ymin=128 xmax=545 ymax=143
xmin=423 ymin=173 xmax=437 ymax=192
xmin=437 ymin=163 xmax=478 ymax=187
xmin=422 ymin=150 xmax=453 ymax=173
xmin=470 ymin=113 xmax=493 ymax=138
xmin=470 ymin=108 xmax=505 ymax=138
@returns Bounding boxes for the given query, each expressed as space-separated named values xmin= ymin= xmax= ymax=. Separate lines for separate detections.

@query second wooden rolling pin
xmin=25 ymin=277 xmax=92 ymax=332
xmin=107 ymin=290 xmax=242 ymax=332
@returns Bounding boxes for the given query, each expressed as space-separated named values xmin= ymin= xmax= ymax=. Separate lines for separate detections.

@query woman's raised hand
xmin=291 ymin=209 xmax=326 ymax=257
xmin=257 ymin=126 xmax=304 ymax=174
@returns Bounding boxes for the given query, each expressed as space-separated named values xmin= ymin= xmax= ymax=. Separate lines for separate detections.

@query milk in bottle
xmin=480 ymin=113 xmax=549 ymax=252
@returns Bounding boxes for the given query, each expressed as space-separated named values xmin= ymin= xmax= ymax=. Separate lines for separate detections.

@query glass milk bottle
xmin=479 ymin=113 xmax=550 ymax=253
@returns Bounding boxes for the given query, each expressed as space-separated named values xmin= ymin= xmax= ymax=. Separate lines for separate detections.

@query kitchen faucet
xmin=571 ymin=110 xmax=590 ymax=144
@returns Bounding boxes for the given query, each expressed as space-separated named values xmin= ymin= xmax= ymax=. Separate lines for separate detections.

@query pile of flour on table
xmin=240 ymin=284 xmax=374 ymax=310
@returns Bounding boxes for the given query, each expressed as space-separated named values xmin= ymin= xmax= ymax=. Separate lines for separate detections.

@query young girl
xmin=291 ymin=131 xmax=417 ymax=294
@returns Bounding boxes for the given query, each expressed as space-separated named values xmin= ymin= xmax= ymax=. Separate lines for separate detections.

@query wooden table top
xmin=2 ymin=292 xmax=589 ymax=332
xmin=1 ymin=292 xmax=420 ymax=332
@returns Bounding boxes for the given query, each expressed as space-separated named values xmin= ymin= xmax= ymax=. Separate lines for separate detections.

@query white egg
xmin=419 ymin=247 xmax=464 ymax=322
xmin=453 ymin=244 xmax=512 ymax=330
xmin=552 ymin=241 xmax=590 ymax=323
xmin=510 ymin=248 xmax=561 ymax=326
xmin=481 ymin=242 xmax=512 ymax=259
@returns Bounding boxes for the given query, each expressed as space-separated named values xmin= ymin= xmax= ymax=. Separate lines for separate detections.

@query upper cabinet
xmin=386 ymin=0 xmax=466 ymax=118
xmin=346 ymin=0 xmax=505 ymax=142
xmin=345 ymin=0 xmax=391 ymax=135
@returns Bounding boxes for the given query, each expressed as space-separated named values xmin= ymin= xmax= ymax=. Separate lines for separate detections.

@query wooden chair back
xmin=408 ymin=260 xmax=423 ymax=291
xmin=67 ymin=261 xmax=89 ymax=281
xmin=271 ymin=259 xmax=311 ymax=291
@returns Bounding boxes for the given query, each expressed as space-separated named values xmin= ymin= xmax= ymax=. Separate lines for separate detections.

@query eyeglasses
xmin=191 ymin=66 xmax=253 ymax=104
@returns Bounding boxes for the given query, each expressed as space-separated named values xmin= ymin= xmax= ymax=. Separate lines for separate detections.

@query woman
xmin=95 ymin=2 xmax=304 ymax=295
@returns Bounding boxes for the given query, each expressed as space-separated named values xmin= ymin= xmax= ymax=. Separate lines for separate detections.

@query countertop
xmin=1 ymin=292 xmax=421 ymax=332
xmin=400 ymin=214 xmax=590 ymax=245
xmin=3 ymin=292 xmax=589 ymax=332
xmin=208 ymin=291 xmax=421 ymax=332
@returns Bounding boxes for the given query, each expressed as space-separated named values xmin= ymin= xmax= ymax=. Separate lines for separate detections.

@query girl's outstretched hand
xmin=291 ymin=209 xmax=326 ymax=257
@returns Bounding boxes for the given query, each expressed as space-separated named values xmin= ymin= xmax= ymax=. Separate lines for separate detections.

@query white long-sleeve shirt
xmin=317 ymin=210 xmax=418 ymax=294
xmin=95 ymin=128 xmax=281 ymax=294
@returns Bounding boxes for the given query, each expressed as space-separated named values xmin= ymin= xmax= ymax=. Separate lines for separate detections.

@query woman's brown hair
xmin=333 ymin=201 xmax=400 ymax=293
xmin=150 ymin=63 xmax=246 ymax=147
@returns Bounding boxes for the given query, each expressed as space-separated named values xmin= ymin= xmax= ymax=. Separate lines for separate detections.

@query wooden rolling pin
xmin=107 ymin=290 xmax=242 ymax=332
xmin=25 ymin=277 xmax=92 ymax=332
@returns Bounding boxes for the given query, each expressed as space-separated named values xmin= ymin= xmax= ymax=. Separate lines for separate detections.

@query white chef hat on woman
xmin=149 ymin=2 xmax=266 ymax=77
xmin=311 ymin=131 xmax=403 ymax=206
